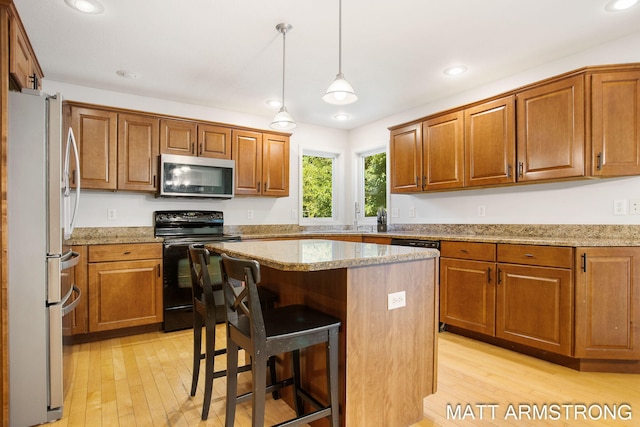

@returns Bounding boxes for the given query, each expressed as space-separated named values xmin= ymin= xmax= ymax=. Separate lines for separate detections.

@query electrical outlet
xmin=409 ymin=207 xmax=416 ymax=218
xmin=614 ymin=199 xmax=628 ymax=216
xmin=107 ymin=208 xmax=117 ymax=221
xmin=391 ymin=208 xmax=399 ymax=218
xmin=388 ymin=291 xmax=406 ymax=310
xmin=247 ymin=209 xmax=254 ymax=219
xmin=630 ymin=199 xmax=640 ymax=215
xmin=477 ymin=205 xmax=486 ymax=217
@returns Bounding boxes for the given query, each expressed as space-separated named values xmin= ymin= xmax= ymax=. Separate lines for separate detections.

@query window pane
xmin=364 ymin=152 xmax=386 ymax=217
xmin=302 ymin=155 xmax=333 ymax=218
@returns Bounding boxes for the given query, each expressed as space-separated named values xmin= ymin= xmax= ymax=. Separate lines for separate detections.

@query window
xmin=357 ymin=149 xmax=387 ymax=222
xmin=301 ymin=150 xmax=338 ymax=221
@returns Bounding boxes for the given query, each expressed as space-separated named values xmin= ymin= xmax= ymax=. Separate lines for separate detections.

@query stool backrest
xmin=188 ymin=244 xmax=217 ymax=309
xmin=219 ymin=253 xmax=266 ymax=342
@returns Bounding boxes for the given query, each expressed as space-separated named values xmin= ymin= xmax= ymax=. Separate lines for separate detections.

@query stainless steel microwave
xmin=159 ymin=154 xmax=235 ymax=198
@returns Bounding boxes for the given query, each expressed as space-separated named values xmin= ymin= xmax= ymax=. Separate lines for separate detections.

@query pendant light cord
xmin=338 ymin=0 xmax=342 ymax=74
xmin=281 ymin=27 xmax=287 ymax=106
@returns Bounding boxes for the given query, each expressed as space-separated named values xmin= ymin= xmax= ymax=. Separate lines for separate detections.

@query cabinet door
xmin=198 ymin=124 xmax=232 ymax=159
xmin=465 ymin=96 xmax=516 ymax=187
xmin=88 ymin=259 xmax=163 ymax=332
xmin=262 ymin=133 xmax=289 ymax=197
xmin=9 ymin=14 xmax=34 ymax=89
xmin=440 ymin=258 xmax=496 ymax=335
xmin=422 ymin=111 xmax=464 ymax=190
xmin=160 ymin=118 xmax=197 ymax=156
xmin=390 ymin=123 xmax=422 ymax=193
xmin=516 ymin=75 xmax=585 ymax=181
xmin=68 ymin=105 xmax=118 ymax=190
xmin=575 ymin=247 xmax=640 ymax=359
xmin=496 ymin=264 xmax=572 ymax=355
xmin=118 ymin=113 xmax=159 ymax=192
xmin=591 ymin=71 xmax=640 ymax=176
xmin=232 ymin=130 xmax=263 ymax=195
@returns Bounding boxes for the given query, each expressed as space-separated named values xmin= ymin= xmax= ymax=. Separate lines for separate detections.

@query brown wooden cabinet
xmin=590 ymin=70 xmax=640 ymax=177
xmin=160 ymin=119 xmax=232 ymax=159
xmin=390 ymin=123 xmax=422 ymax=193
xmin=232 ymin=130 xmax=289 ymax=196
xmin=575 ymin=247 xmax=640 ymax=359
xmin=496 ymin=244 xmax=573 ymax=356
xmin=422 ymin=111 xmax=464 ymax=190
xmin=465 ymin=96 xmax=516 ymax=187
xmin=87 ymin=243 xmax=163 ymax=332
xmin=516 ymin=75 xmax=585 ymax=181
xmin=7 ymin=4 xmax=42 ymax=90
xmin=440 ymin=241 xmax=497 ymax=335
xmin=118 ymin=113 xmax=159 ymax=192
xmin=67 ymin=104 xmax=118 ymax=190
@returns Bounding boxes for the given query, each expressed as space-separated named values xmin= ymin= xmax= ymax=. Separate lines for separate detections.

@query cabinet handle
xmin=507 ymin=164 xmax=512 ymax=178
xmin=191 ymin=142 xmax=195 ymax=154
xmin=487 ymin=267 xmax=492 ymax=283
xmin=157 ymin=264 xmax=161 ymax=277
xmin=497 ymin=268 xmax=502 ymax=284
xmin=72 ymin=170 xmax=76 ymax=185
xmin=460 ymin=249 xmax=469 ymax=254
xmin=518 ymin=162 xmax=524 ymax=177
xmin=581 ymin=253 xmax=587 ymax=272
xmin=524 ymin=253 xmax=534 ymax=258
xmin=123 ymin=251 xmax=131 ymax=255
xmin=415 ymin=176 xmax=419 ymax=188
xmin=257 ymin=182 xmax=261 ymax=193
xmin=597 ymin=152 xmax=602 ymax=171
xmin=152 ymin=175 xmax=156 ymax=187
xmin=199 ymin=143 xmax=203 ymax=155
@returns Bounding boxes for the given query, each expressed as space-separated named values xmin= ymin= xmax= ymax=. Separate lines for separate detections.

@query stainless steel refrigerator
xmin=7 ymin=89 xmax=81 ymax=426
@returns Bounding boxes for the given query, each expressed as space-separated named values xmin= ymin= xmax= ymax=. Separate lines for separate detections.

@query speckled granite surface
xmin=67 ymin=224 xmax=640 ymax=247
xmin=206 ymin=239 xmax=439 ymax=271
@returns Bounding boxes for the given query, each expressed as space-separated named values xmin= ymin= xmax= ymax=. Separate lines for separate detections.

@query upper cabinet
xmin=118 ymin=113 xmax=159 ymax=192
xmin=390 ymin=63 xmax=640 ymax=194
xmin=7 ymin=4 xmax=43 ymax=90
xmin=232 ymin=130 xmax=289 ymax=196
xmin=516 ymin=75 xmax=585 ymax=181
xmin=160 ymin=119 xmax=231 ymax=159
xmin=590 ymin=69 xmax=640 ymax=177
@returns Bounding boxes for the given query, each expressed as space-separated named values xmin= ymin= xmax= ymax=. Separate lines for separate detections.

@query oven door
xmin=162 ymin=242 xmax=225 ymax=331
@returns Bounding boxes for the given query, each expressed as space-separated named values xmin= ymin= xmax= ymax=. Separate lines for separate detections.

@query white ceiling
xmin=13 ymin=0 xmax=640 ymax=130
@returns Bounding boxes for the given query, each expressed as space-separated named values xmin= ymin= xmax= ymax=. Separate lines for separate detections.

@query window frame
xmin=299 ymin=148 xmax=341 ymax=225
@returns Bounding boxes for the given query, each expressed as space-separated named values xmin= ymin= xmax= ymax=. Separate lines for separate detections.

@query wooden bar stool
xmin=188 ymin=244 xmax=278 ymax=420
xmin=220 ymin=253 xmax=341 ymax=427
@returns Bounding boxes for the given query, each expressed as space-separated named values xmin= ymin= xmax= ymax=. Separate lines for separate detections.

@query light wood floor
xmin=51 ymin=328 xmax=640 ymax=426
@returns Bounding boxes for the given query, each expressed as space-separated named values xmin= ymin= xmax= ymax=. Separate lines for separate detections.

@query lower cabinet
xmin=575 ymin=247 xmax=640 ymax=359
xmin=87 ymin=243 xmax=163 ymax=332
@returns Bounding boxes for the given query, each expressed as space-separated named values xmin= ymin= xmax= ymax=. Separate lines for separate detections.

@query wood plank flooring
xmin=51 ymin=328 xmax=639 ymax=426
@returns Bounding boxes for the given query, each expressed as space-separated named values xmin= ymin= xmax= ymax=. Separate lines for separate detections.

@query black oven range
xmin=154 ymin=210 xmax=239 ymax=332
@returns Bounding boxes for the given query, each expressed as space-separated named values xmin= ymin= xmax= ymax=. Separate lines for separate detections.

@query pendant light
xmin=270 ymin=23 xmax=297 ymax=131
xmin=323 ymin=0 xmax=357 ymax=105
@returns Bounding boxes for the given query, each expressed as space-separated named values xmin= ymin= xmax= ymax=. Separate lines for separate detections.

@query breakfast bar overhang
xmin=207 ymin=239 xmax=440 ymax=427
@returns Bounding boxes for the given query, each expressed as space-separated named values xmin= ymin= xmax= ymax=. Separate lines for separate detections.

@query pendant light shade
xmin=271 ymin=23 xmax=297 ymax=131
xmin=323 ymin=0 xmax=357 ymax=105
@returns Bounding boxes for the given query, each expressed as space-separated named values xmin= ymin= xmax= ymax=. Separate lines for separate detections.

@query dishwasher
xmin=389 ymin=238 xmax=445 ymax=331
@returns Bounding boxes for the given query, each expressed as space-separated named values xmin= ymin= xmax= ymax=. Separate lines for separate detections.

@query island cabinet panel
xmin=516 ymin=75 xmax=585 ymax=182
xmin=67 ymin=105 xmax=118 ymax=190
xmin=591 ymin=70 xmax=640 ymax=177
xmin=464 ymin=95 xmax=516 ymax=187
xmin=390 ymin=123 xmax=422 ymax=193
xmin=117 ymin=113 xmax=159 ymax=192
xmin=422 ymin=111 xmax=464 ymax=190
xmin=575 ymin=247 xmax=640 ymax=359
xmin=87 ymin=244 xmax=163 ymax=333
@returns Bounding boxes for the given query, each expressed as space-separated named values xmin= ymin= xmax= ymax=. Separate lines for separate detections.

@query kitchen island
xmin=207 ymin=239 xmax=439 ymax=427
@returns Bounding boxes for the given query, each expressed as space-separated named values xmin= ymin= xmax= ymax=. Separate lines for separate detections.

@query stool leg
xmin=292 ymin=349 xmax=303 ymax=416
xmin=327 ymin=328 xmax=340 ymax=427
xmin=251 ymin=353 xmax=268 ymax=427
xmin=190 ymin=313 xmax=203 ymax=397
xmin=225 ymin=340 xmax=240 ymax=427
xmin=201 ymin=318 xmax=216 ymax=420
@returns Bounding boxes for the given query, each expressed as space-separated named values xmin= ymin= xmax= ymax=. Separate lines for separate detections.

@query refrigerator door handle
xmin=63 ymin=127 xmax=80 ymax=240
xmin=61 ymin=284 xmax=81 ymax=316
xmin=60 ymin=250 xmax=80 ymax=270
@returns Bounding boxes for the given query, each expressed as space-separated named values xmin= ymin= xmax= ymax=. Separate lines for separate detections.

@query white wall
xmin=42 ymin=81 xmax=348 ymax=227
xmin=348 ymin=31 xmax=640 ymax=225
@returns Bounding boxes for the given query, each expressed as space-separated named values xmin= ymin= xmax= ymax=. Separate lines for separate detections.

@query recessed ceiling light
xmin=334 ymin=113 xmax=351 ymax=121
xmin=605 ymin=0 xmax=638 ymax=11
xmin=64 ymin=0 xmax=104 ymax=14
xmin=443 ymin=65 xmax=468 ymax=76
xmin=266 ymin=99 xmax=281 ymax=108
xmin=116 ymin=70 xmax=142 ymax=79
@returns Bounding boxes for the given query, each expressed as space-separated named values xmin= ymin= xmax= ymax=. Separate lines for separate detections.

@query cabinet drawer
xmin=441 ymin=241 xmax=496 ymax=261
xmin=89 ymin=243 xmax=162 ymax=262
xmin=497 ymin=244 xmax=572 ymax=268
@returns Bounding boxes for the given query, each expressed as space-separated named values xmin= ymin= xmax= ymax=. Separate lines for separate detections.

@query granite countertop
xmin=65 ymin=227 xmax=162 ymax=245
xmin=206 ymin=239 xmax=439 ymax=272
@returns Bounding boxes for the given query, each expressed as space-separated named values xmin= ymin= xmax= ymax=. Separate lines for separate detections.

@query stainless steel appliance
xmin=154 ymin=210 xmax=239 ymax=331
xmin=389 ymin=238 xmax=440 ymax=250
xmin=8 ymin=89 xmax=81 ymax=425
xmin=159 ymin=154 xmax=235 ymax=198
